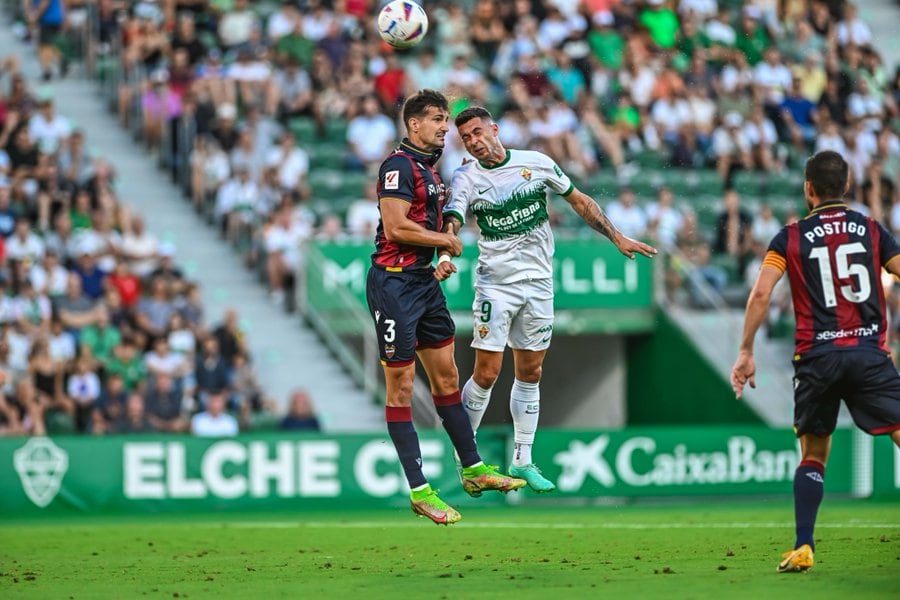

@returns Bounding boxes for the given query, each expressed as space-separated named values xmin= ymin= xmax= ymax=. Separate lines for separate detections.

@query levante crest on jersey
xmin=520 ymin=167 xmax=532 ymax=181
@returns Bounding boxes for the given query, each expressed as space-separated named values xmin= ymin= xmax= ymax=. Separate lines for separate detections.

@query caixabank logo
xmin=13 ymin=437 xmax=69 ymax=507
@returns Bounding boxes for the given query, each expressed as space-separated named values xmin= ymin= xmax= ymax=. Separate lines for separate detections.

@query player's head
xmin=804 ymin=150 xmax=849 ymax=209
xmin=455 ymin=106 xmax=505 ymax=164
xmin=402 ymin=89 xmax=450 ymax=152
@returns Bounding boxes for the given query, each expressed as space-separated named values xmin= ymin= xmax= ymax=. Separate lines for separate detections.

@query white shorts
xmin=471 ymin=279 xmax=554 ymax=352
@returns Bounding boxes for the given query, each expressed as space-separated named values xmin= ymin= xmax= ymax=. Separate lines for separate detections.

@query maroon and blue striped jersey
xmin=371 ymin=139 xmax=447 ymax=272
xmin=763 ymin=200 xmax=900 ymax=358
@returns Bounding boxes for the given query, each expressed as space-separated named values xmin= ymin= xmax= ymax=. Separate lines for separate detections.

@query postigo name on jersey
xmin=815 ymin=323 xmax=879 ymax=341
xmin=804 ymin=220 xmax=867 ymax=243
xmin=482 ymin=201 xmax=542 ymax=231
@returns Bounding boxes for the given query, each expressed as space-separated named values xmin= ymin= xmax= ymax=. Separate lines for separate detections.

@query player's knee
xmin=515 ymin=365 xmax=542 ymax=383
xmin=473 ymin=367 xmax=499 ymax=389
xmin=431 ymin=371 xmax=459 ymax=396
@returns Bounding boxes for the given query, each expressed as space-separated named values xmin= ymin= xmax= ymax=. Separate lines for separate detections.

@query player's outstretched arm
xmin=563 ymin=188 xmax=657 ymax=259
xmin=731 ymin=265 xmax=783 ymax=398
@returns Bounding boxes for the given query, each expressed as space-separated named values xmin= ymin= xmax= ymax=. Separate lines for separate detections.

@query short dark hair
xmin=455 ymin=105 xmax=493 ymax=128
xmin=805 ymin=151 xmax=848 ymax=200
xmin=402 ymin=89 xmax=449 ymax=127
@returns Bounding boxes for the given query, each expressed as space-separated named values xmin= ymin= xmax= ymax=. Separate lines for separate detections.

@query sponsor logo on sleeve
xmin=384 ymin=170 xmax=399 ymax=190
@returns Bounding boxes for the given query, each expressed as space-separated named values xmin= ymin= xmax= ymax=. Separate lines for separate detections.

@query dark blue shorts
xmin=365 ymin=267 xmax=455 ymax=367
xmin=793 ymin=350 xmax=900 ymax=437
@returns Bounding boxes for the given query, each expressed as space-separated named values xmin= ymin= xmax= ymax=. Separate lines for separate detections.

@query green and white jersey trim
xmin=446 ymin=149 xmax=573 ymax=285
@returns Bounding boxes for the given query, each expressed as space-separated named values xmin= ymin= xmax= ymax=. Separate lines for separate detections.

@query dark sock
xmin=793 ymin=459 xmax=825 ymax=550
xmin=434 ymin=391 xmax=481 ymax=468
xmin=385 ymin=406 xmax=427 ymax=489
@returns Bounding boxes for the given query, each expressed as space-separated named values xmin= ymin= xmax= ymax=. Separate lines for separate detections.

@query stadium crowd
xmin=8 ymin=0 xmax=900 ymax=373
xmin=0 ymin=50 xmax=322 ymax=436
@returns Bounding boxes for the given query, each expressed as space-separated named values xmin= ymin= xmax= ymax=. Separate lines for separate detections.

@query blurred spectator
xmin=346 ymin=94 xmax=396 ymax=172
xmin=145 ymin=371 xmax=187 ymax=432
xmin=345 ymin=182 xmax=380 ymax=239
xmin=265 ymin=131 xmax=309 ymax=198
xmin=213 ymin=308 xmax=246 ymax=364
xmin=743 ymin=105 xmax=780 ymax=173
xmin=145 ymin=336 xmax=189 ymax=380
xmin=114 ymin=392 xmax=155 ymax=434
xmin=712 ymin=112 xmax=752 ymax=186
xmin=121 ymin=215 xmax=159 ymax=279
xmin=217 ymin=0 xmax=258 ymax=51
xmin=231 ymin=351 xmax=266 ymax=414
xmin=713 ymin=189 xmax=754 ymax=273
xmin=751 ymin=202 xmax=782 ymax=245
xmin=6 ymin=217 xmax=44 ymax=264
xmin=136 ymin=277 xmax=176 ymax=340
xmin=14 ymin=279 xmax=52 ymax=336
xmin=264 ymin=202 xmax=308 ymax=305
xmin=605 ymin=186 xmax=648 ymax=240
xmin=56 ymin=273 xmax=104 ymax=331
xmin=67 ymin=356 xmax=101 ymax=432
xmin=47 ymin=316 xmax=76 ymax=364
xmin=80 ymin=310 xmax=121 ymax=368
xmin=280 ymin=388 xmax=321 ymax=432
xmin=107 ymin=338 xmax=146 ymax=392
xmin=646 ymin=186 xmax=683 ymax=251
xmin=194 ymin=335 xmax=230 ymax=403
xmin=191 ymin=388 xmax=239 ymax=436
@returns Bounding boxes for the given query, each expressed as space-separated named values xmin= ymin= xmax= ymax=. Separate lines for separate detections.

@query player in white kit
xmin=439 ymin=106 xmax=657 ymax=491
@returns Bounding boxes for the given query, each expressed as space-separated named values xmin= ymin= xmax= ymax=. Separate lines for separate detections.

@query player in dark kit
xmin=366 ymin=89 xmax=525 ymax=525
xmin=731 ymin=151 xmax=900 ymax=573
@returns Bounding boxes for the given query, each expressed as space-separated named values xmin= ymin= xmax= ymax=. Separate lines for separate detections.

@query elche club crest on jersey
xmin=477 ymin=324 xmax=490 ymax=339
xmin=13 ymin=437 xmax=69 ymax=507
xmin=520 ymin=167 xmax=532 ymax=181
xmin=384 ymin=344 xmax=396 ymax=358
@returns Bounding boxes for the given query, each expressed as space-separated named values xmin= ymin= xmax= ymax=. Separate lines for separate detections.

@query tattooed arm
xmin=563 ymin=188 xmax=658 ymax=260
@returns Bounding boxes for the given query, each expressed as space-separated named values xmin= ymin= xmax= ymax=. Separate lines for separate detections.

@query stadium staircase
xmin=0 ymin=26 xmax=383 ymax=433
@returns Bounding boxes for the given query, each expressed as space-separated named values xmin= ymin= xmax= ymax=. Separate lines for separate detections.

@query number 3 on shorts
xmin=479 ymin=300 xmax=492 ymax=323
xmin=383 ymin=319 xmax=396 ymax=342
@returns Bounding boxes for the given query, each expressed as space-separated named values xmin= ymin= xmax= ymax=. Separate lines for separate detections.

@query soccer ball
xmin=377 ymin=0 xmax=429 ymax=49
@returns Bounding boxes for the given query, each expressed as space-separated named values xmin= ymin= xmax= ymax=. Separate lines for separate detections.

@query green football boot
xmin=509 ymin=463 xmax=556 ymax=493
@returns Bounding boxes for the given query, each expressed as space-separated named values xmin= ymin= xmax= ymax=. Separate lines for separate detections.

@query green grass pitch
xmin=1 ymin=500 xmax=897 ymax=599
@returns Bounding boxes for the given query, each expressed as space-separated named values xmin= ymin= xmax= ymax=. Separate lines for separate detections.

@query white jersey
xmin=445 ymin=149 xmax=573 ymax=285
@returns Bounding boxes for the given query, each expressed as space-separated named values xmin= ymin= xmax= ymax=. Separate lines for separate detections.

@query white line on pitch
xmin=215 ymin=521 xmax=900 ymax=530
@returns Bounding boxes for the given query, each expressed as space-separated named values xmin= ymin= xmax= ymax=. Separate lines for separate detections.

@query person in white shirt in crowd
xmin=835 ymin=2 xmax=871 ymax=48
xmin=270 ymin=57 xmax=314 ymax=123
xmin=120 ymin=214 xmax=159 ymax=279
xmin=750 ymin=202 xmax=782 ymax=245
xmin=229 ymin=126 xmax=266 ymax=182
xmin=447 ymin=51 xmax=490 ymax=104
xmin=216 ymin=164 xmax=260 ymax=244
xmin=645 ymin=186 xmax=684 ymax=251
xmin=6 ymin=217 xmax=45 ymax=264
xmin=265 ymin=131 xmax=309 ymax=197
xmin=346 ymin=94 xmax=397 ymax=172
xmin=145 ymin=336 xmax=189 ymax=381
xmin=651 ymin=89 xmax=692 ymax=148
xmin=753 ymin=48 xmax=792 ymax=110
xmin=713 ymin=112 xmax=752 ymax=184
xmin=266 ymin=0 xmax=300 ymax=43
xmin=28 ymin=96 xmax=71 ymax=154
xmin=29 ymin=249 xmax=68 ymax=299
xmin=192 ymin=135 xmax=231 ymax=210
xmin=226 ymin=47 xmax=273 ymax=109
xmin=265 ymin=202 xmax=311 ymax=306
xmin=67 ymin=355 xmax=101 ymax=432
xmin=47 ymin=317 xmax=76 ymax=364
xmin=814 ymin=119 xmax=847 ymax=156
xmin=847 ymin=78 xmax=885 ymax=134
xmin=191 ymin=388 xmax=239 ymax=437
xmin=742 ymin=105 xmax=780 ymax=173
xmin=606 ymin=186 xmax=648 ymax=240
xmin=678 ymin=0 xmax=718 ymax=20
xmin=73 ymin=209 xmax=122 ymax=273
xmin=404 ymin=47 xmax=448 ymax=92
xmin=705 ymin=7 xmax=737 ymax=48
xmin=345 ymin=181 xmax=381 ymax=239
xmin=13 ymin=279 xmax=52 ymax=336
xmin=217 ymin=0 xmax=258 ymax=50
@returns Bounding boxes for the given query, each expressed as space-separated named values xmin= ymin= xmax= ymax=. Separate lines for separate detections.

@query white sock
xmin=462 ymin=376 xmax=493 ymax=432
xmin=510 ymin=378 xmax=540 ymax=467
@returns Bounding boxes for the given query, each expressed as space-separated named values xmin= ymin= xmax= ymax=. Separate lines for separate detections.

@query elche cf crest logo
xmin=13 ymin=437 xmax=69 ymax=507
xmin=520 ymin=167 xmax=532 ymax=181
